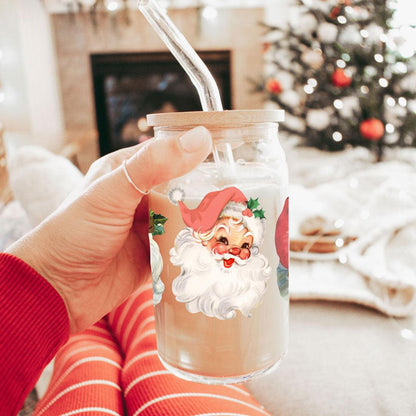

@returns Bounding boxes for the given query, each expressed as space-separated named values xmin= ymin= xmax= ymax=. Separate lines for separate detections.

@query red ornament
xmin=265 ymin=78 xmax=283 ymax=94
xmin=331 ymin=68 xmax=352 ymax=88
xmin=329 ymin=6 xmax=340 ymax=19
xmin=263 ymin=42 xmax=271 ymax=53
xmin=359 ymin=118 xmax=385 ymax=141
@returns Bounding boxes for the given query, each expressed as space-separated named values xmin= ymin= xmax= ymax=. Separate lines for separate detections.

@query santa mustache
xmin=211 ymin=250 xmax=248 ymax=267
xmin=211 ymin=246 xmax=260 ymax=268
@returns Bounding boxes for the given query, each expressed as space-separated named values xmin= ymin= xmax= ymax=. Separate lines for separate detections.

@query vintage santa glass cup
xmin=147 ymin=110 xmax=288 ymax=384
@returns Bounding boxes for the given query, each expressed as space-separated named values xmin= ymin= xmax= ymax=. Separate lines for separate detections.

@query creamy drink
xmin=147 ymin=110 xmax=288 ymax=384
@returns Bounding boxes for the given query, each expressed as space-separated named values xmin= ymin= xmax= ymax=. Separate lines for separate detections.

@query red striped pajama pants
xmin=33 ymin=281 xmax=270 ymax=416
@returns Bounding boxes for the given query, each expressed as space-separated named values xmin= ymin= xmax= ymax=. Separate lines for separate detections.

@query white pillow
xmin=8 ymin=145 xmax=84 ymax=226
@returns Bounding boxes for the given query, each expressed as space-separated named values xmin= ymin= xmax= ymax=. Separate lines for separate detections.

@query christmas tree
xmin=260 ymin=0 xmax=416 ymax=160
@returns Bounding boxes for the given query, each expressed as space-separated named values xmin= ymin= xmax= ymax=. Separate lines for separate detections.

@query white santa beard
xmin=169 ymin=228 xmax=271 ymax=320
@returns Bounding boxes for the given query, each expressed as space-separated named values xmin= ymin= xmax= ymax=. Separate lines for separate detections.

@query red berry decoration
xmin=331 ymin=68 xmax=352 ymax=88
xmin=265 ymin=78 xmax=283 ymax=94
xmin=359 ymin=118 xmax=385 ymax=141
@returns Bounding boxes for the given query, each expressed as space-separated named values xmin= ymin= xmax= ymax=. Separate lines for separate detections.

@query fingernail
xmin=179 ymin=126 xmax=211 ymax=153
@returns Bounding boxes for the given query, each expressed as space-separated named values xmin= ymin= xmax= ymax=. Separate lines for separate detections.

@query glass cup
xmin=147 ymin=110 xmax=289 ymax=384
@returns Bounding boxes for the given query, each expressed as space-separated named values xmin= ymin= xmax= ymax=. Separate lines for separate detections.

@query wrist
xmin=6 ymin=227 xmax=73 ymax=329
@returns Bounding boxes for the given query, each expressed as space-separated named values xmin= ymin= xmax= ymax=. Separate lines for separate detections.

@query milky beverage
xmin=150 ymin=164 xmax=288 ymax=382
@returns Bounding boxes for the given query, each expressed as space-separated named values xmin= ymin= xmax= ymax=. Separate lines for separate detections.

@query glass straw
xmin=138 ymin=0 xmax=223 ymax=112
xmin=138 ymin=0 xmax=237 ymax=179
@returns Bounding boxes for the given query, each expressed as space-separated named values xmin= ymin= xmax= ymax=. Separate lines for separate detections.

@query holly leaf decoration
xmin=247 ymin=198 xmax=266 ymax=219
xmin=247 ymin=198 xmax=259 ymax=211
xmin=149 ymin=210 xmax=168 ymax=236
xmin=253 ymin=208 xmax=265 ymax=219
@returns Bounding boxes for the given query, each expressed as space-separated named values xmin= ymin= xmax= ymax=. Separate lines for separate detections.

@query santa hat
xmin=177 ymin=186 xmax=265 ymax=246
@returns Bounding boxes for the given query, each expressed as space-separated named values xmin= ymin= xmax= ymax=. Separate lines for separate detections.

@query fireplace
xmin=91 ymin=51 xmax=231 ymax=155
xmin=50 ymin=7 xmax=264 ymax=170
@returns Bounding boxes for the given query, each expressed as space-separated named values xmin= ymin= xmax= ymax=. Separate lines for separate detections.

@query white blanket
xmin=288 ymin=147 xmax=416 ymax=317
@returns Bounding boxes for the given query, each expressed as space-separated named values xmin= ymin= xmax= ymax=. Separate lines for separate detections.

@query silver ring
xmin=122 ymin=160 xmax=150 ymax=195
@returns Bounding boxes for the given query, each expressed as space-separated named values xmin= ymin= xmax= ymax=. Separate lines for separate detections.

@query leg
xmin=107 ymin=281 xmax=270 ymax=416
xmin=33 ymin=319 xmax=124 ymax=416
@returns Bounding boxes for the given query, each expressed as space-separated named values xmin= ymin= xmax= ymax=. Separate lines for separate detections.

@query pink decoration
xmin=178 ymin=187 xmax=248 ymax=233
xmin=275 ymin=197 xmax=289 ymax=269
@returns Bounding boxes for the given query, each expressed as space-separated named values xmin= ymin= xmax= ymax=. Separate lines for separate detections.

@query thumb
xmin=93 ymin=126 xmax=212 ymax=210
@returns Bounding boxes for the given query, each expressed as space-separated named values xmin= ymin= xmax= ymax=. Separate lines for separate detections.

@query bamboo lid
xmin=147 ymin=109 xmax=284 ymax=127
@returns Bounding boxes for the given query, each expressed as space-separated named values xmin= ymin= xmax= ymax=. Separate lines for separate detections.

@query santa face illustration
xmin=203 ymin=217 xmax=254 ymax=269
xmin=169 ymin=187 xmax=271 ymax=320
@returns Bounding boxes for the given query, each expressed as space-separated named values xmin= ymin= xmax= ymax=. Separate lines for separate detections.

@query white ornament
xmin=276 ymin=71 xmax=295 ymax=90
xmin=317 ymin=22 xmax=338 ymax=44
xmin=364 ymin=23 xmax=384 ymax=45
xmin=285 ymin=113 xmax=306 ymax=133
xmin=400 ymin=72 xmax=416 ymax=93
xmin=408 ymin=99 xmax=416 ymax=113
xmin=384 ymin=104 xmax=406 ymax=125
xmin=273 ymin=50 xmax=292 ymax=69
xmin=263 ymin=31 xmax=285 ymax=44
xmin=306 ymin=108 xmax=332 ymax=131
xmin=294 ymin=13 xmax=318 ymax=36
xmin=338 ymin=96 xmax=359 ymax=118
xmin=264 ymin=62 xmax=277 ymax=77
xmin=338 ymin=25 xmax=362 ymax=45
xmin=280 ymin=90 xmax=301 ymax=108
xmin=301 ymin=49 xmax=324 ymax=69
xmin=302 ymin=0 xmax=332 ymax=13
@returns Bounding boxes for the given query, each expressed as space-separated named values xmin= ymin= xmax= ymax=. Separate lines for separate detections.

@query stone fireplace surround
xmin=50 ymin=7 xmax=264 ymax=169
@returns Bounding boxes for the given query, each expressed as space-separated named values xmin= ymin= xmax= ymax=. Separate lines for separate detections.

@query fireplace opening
xmin=91 ymin=51 xmax=232 ymax=155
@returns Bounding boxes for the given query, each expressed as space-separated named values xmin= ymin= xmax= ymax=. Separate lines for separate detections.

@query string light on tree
xmin=336 ymin=59 xmax=346 ymax=68
xmin=378 ymin=78 xmax=389 ymax=87
xmin=398 ymin=97 xmax=407 ymax=106
xmin=374 ymin=53 xmax=384 ymax=63
xmin=333 ymin=131 xmax=343 ymax=142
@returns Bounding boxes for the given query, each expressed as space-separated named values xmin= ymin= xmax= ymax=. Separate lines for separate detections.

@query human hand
xmin=7 ymin=126 xmax=212 ymax=333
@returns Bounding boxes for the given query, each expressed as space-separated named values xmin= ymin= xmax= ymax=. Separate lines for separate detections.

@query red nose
xmin=228 ymin=247 xmax=241 ymax=256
